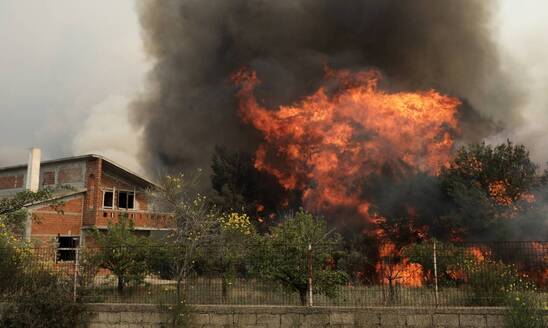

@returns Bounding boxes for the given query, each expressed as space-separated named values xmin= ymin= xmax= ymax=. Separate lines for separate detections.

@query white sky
xmin=0 ymin=1 xmax=546 ymax=173
xmin=0 ymin=0 xmax=149 ymax=173
xmin=492 ymin=1 xmax=548 ymax=165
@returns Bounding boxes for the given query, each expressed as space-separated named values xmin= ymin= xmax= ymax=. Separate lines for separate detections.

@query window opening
xmin=103 ymin=190 xmax=113 ymax=208
xmin=57 ymin=236 xmax=79 ymax=261
xmin=117 ymin=191 xmax=135 ymax=210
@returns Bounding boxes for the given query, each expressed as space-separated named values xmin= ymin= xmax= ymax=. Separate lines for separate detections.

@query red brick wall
xmin=94 ymin=209 xmax=172 ymax=229
xmin=82 ymin=159 xmax=156 ymax=228
xmin=100 ymin=174 xmax=147 ymax=211
xmin=94 ymin=171 xmax=153 ymax=228
xmin=31 ymin=196 xmax=84 ymax=237
xmin=0 ymin=174 xmax=24 ymax=189
xmin=83 ymin=158 xmax=102 ymax=226
xmin=101 ymin=173 xmax=133 ymax=190
xmin=136 ymin=192 xmax=148 ymax=211
xmin=41 ymin=171 xmax=55 ymax=186
xmin=27 ymin=156 xmax=169 ymax=242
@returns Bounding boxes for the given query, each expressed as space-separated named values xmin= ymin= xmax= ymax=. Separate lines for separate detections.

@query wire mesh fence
xmin=1 ymin=241 xmax=546 ymax=307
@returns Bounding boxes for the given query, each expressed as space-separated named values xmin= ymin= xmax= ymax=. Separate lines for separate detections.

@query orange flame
xmin=488 ymin=180 xmax=513 ymax=207
xmin=468 ymin=246 xmax=486 ymax=262
xmin=233 ymin=67 xmax=460 ymax=225
xmin=377 ymin=243 xmax=424 ymax=286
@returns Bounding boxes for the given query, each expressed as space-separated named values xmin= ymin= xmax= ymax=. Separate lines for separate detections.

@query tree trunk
xmin=172 ymin=277 xmax=182 ymax=328
xmin=387 ymin=277 xmax=395 ymax=305
xmin=117 ymin=276 xmax=125 ymax=295
xmin=299 ymin=289 xmax=307 ymax=306
xmin=221 ymin=276 xmax=228 ymax=302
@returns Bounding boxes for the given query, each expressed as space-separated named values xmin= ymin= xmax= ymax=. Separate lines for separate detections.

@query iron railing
xmin=1 ymin=241 xmax=546 ymax=307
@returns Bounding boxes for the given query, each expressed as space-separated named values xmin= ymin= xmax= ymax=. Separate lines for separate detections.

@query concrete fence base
xmin=85 ymin=303 xmax=547 ymax=328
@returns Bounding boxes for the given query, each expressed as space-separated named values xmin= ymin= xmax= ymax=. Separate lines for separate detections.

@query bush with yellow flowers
xmin=220 ymin=212 xmax=254 ymax=236
xmin=1 ymin=192 xmax=89 ymax=328
xmin=504 ymin=290 xmax=544 ymax=328
xmin=0 ymin=219 xmax=32 ymax=295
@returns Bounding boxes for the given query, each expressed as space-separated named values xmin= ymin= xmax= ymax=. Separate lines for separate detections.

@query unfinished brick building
xmin=0 ymin=149 xmax=169 ymax=258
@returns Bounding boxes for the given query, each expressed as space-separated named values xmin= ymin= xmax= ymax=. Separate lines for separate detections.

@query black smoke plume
xmin=133 ymin=0 xmax=520 ymax=173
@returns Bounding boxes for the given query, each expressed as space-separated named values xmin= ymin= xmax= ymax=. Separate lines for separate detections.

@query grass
xmin=81 ymin=276 xmax=547 ymax=307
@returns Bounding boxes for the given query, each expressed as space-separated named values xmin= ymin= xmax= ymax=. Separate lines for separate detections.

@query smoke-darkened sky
xmin=0 ymin=0 xmax=547 ymax=176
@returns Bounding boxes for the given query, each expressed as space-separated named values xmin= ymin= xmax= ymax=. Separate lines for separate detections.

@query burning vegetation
xmin=232 ymin=67 xmax=459 ymax=226
xmin=228 ymin=67 xmax=546 ymax=286
xmin=132 ymin=0 xmax=547 ymax=289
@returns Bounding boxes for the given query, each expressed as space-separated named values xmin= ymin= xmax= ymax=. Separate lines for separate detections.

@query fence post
xmin=307 ymin=243 xmax=313 ymax=307
xmin=433 ymin=240 xmax=439 ymax=307
xmin=73 ymin=247 xmax=79 ymax=302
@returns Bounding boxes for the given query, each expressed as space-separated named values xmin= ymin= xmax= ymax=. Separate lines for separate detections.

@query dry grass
xmin=82 ymin=277 xmax=541 ymax=307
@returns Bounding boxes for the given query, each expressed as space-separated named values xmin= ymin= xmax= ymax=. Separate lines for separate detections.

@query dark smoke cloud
xmin=133 ymin=0 xmax=521 ymax=173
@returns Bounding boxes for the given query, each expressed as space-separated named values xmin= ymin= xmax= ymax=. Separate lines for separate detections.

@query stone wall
xmin=85 ymin=304 xmax=546 ymax=327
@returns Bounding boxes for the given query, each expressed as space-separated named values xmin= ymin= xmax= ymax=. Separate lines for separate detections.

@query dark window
xmin=118 ymin=191 xmax=135 ymax=209
xmin=127 ymin=193 xmax=134 ymax=209
xmin=57 ymin=236 xmax=79 ymax=261
xmin=103 ymin=190 xmax=113 ymax=208
xmin=118 ymin=191 xmax=127 ymax=208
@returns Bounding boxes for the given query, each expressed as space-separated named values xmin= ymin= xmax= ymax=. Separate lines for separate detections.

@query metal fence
xmin=1 ymin=241 xmax=546 ymax=307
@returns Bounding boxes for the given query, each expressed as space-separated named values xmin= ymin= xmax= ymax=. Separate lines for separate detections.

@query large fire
xmin=233 ymin=67 xmax=461 ymax=225
xmin=233 ymin=67 xmax=461 ymax=286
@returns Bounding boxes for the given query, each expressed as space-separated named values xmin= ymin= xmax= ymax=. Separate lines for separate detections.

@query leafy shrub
xmin=161 ymin=301 xmax=194 ymax=328
xmin=76 ymin=248 xmax=103 ymax=302
xmin=1 ymin=225 xmax=88 ymax=327
xmin=1 ymin=268 xmax=88 ymax=328
xmin=504 ymin=291 xmax=544 ymax=328
xmin=0 ymin=233 xmax=30 ymax=296
xmin=147 ymin=245 xmax=176 ymax=280
xmin=0 ymin=189 xmax=87 ymax=327
xmin=465 ymin=260 xmax=531 ymax=306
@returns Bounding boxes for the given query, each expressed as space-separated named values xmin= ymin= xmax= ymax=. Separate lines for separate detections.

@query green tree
xmin=149 ymin=172 xmax=221 ymax=327
xmin=89 ymin=214 xmax=151 ymax=294
xmin=440 ymin=141 xmax=540 ymax=240
xmin=214 ymin=212 xmax=256 ymax=300
xmin=0 ymin=189 xmax=55 ymax=233
xmin=250 ymin=210 xmax=348 ymax=305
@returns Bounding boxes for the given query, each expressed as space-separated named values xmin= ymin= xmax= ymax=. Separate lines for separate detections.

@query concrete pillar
xmin=25 ymin=148 xmax=41 ymax=241
xmin=25 ymin=148 xmax=41 ymax=192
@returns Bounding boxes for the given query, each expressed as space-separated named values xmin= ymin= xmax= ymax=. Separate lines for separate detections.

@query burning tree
xmin=440 ymin=140 xmax=543 ymax=240
xmin=403 ymin=239 xmax=474 ymax=286
xmin=211 ymin=146 xmax=301 ymax=226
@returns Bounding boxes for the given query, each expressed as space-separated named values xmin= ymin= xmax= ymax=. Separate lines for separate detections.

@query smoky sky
xmin=133 ymin=0 xmax=524 ymax=172
xmin=0 ymin=0 xmax=147 ymax=174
